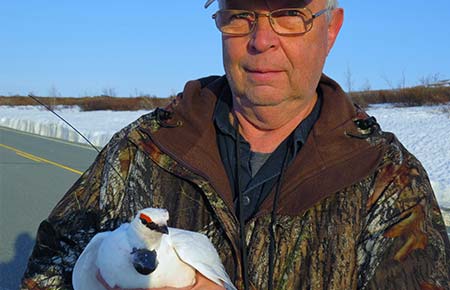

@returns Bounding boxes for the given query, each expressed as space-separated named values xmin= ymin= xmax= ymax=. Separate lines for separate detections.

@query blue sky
xmin=1 ymin=0 xmax=449 ymax=98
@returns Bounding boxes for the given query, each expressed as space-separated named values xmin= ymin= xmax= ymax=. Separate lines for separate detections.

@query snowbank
xmin=0 ymin=106 xmax=150 ymax=147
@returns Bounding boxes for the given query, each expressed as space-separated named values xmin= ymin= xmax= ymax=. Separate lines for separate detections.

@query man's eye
xmin=231 ymin=12 xmax=253 ymax=20
xmin=277 ymin=10 xmax=303 ymax=17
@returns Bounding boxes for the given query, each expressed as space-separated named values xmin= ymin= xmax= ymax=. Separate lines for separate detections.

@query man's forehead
xmin=216 ymin=0 xmax=314 ymax=9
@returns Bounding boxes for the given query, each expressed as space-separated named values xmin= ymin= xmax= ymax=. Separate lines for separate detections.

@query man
xmin=22 ymin=0 xmax=450 ymax=289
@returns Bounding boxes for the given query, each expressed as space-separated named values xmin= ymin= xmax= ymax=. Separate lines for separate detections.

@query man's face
xmin=220 ymin=0 xmax=343 ymax=108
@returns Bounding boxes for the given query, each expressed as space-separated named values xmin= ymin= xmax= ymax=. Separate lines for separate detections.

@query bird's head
xmin=134 ymin=208 xmax=169 ymax=235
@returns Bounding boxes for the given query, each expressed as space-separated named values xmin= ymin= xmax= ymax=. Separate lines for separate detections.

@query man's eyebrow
xmin=280 ymin=0 xmax=313 ymax=8
xmin=297 ymin=0 xmax=313 ymax=7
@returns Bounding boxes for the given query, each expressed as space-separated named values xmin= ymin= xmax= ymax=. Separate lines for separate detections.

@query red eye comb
xmin=140 ymin=213 xmax=152 ymax=224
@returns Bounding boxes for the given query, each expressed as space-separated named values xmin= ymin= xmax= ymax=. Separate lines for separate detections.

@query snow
xmin=1 ymin=104 xmax=449 ymax=225
xmin=0 ymin=106 xmax=150 ymax=148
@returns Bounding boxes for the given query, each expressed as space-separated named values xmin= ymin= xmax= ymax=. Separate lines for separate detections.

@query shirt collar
xmin=213 ymin=86 xmax=235 ymax=138
xmin=292 ymin=91 xmax=322 ymax=152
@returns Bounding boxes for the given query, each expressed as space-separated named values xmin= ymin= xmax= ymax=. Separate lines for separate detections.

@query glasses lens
xmin=271 ymin=8 xmax=313 ymax=34
xmin=215 ymin=10 xmax=255 ymax=35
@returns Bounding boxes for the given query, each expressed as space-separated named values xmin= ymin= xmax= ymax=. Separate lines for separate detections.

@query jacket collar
xmin=142 ymin=74 xmax=383 ymax=217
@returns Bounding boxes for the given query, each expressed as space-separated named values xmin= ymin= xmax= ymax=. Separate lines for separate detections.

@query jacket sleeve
xmin=20 ymin=132 xmax=145 ymax=290
xmin=357 ymin=145 xmax=450 ymax=290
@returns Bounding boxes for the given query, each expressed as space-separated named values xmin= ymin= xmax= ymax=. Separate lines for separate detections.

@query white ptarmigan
xmin=72 ymin=208 xmax=236 ymax=290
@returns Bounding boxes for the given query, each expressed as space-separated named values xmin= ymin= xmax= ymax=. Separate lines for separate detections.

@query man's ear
xmin=327 ymin=8 xmax=344 ymax=54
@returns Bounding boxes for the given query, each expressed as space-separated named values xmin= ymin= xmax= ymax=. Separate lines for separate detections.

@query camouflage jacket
xmin=22 ymin=75 xmax=450 ymax=290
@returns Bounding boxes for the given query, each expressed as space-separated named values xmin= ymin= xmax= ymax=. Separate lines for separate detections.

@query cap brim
xmin=204 ymin=0 xmax=215 ymax=8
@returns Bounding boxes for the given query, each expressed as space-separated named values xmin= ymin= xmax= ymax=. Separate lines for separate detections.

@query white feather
xmin=169 ymin=227 xmax=237 ymax=290
xmin=72 ymin=231 xmax=109 ymax=290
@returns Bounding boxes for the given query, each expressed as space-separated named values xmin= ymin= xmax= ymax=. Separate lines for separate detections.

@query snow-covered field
xmin=1 ymin=104 xmax=449 ymax=225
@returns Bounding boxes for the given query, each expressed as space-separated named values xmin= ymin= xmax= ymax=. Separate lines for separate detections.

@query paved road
xmin=0 ymin=126 xmax=98 ymax=290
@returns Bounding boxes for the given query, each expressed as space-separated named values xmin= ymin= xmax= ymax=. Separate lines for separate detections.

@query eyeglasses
xmin=212 ymin=7 xmax=330 ymax=36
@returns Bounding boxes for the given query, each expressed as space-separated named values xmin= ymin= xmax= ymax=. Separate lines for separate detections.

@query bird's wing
xmin=169 ymin=228 xmax=237 ymax=290
xmin=72 ymin=231 xmax=110 ymax=290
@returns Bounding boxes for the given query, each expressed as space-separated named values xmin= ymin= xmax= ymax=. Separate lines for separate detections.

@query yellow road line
xmin=0 ymin=143 xmax=83 ymax=175
xmin=16 ymin=152 xmax=42 ymax=163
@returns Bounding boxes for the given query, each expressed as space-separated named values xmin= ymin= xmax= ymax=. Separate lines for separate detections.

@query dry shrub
xmin=347 ymin=93 xmax=368 ymax=108
xmin=0 ymin=95 xmax=172 ymax=111
xmin=0 ymin=96 xmax=45 ymax=106
xmin=349 ymin=86 xmax=450 ymax=107
xmin=2 ymin=85 xmax=449 ymax=111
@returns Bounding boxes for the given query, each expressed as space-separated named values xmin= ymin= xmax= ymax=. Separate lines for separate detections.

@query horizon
xmin=1 ymin=0 xmax=449 ymax=98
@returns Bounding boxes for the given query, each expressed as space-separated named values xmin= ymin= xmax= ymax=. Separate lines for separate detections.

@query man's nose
xmin=249 ymin=15 xmax=279 ymax=52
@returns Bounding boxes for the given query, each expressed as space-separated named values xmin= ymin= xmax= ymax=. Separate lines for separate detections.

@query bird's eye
xmin=148 ymin=223 xmax=159 ymax=231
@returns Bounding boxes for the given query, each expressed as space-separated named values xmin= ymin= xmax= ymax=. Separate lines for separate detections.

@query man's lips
xmin=245 ymin=68 xmax=283 ymax=74
xmin=244 ymin=68 xmax=284 ymax=81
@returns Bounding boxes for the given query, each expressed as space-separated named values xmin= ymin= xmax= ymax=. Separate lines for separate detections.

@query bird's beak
xmin=158 ymin=225 xmax=169 ymax=235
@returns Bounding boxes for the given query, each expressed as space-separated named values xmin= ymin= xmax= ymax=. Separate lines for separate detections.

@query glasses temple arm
xmin=312 ymin=8 xmax=331 ymax=19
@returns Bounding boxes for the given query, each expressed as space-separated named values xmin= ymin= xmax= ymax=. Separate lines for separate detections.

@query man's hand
xmin=188 ymin=271 xmax=226 ymax=290
xmin=97 ymin=270 xmax=226 ymax=290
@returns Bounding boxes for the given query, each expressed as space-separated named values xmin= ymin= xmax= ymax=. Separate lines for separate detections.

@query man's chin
xmin=240 ymin=87 xmax=289 ymax=107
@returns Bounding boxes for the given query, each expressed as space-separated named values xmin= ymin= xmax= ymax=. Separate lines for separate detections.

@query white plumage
xmin=73 ymin=208 xmax=236 ymax=290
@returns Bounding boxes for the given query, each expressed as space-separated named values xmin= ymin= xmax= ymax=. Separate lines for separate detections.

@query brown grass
xmin=0 ymin=95 xmax=173 ymax=111
xmin=349 ymin=86 xmax=450 ymax=108
xmin=1 ymin=85 xmax=449 ymax=111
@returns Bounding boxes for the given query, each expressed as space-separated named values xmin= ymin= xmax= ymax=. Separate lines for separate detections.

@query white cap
xmin=204 ymin=0 xmax=215 ymax=8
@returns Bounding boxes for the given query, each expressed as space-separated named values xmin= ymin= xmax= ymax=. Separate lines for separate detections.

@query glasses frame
xmin=212 ymin=7 xmax=331 ymax=36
